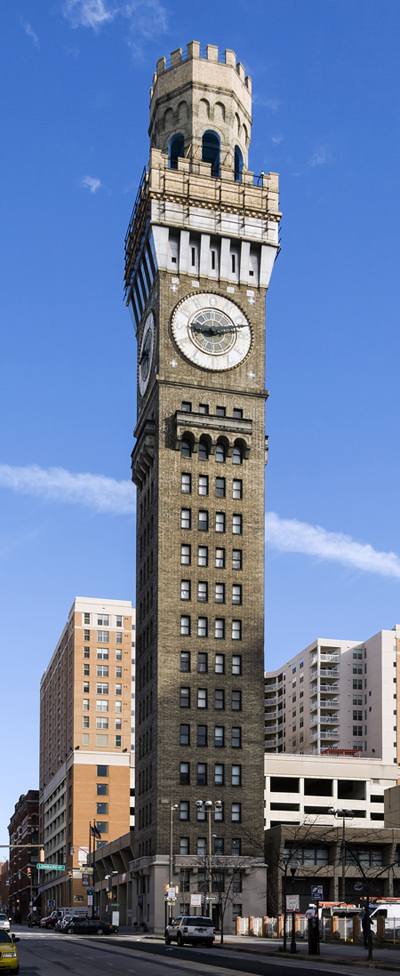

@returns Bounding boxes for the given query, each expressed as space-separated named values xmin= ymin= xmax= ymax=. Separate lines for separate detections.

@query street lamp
xmin=288 ymin=857 xmax=298 ymax=954
xmin=329 ymin=808 xmax=354 ymax=904
xmin=195 ymin=801 xmax=222 ymax=907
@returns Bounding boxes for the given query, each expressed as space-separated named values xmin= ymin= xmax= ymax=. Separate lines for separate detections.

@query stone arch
xmin=233 ymin=437 xmax=250 ymax=460
xmin=163 ymin=107 xmax=174 ymax=131
xmin=242 ymin=123 xmax=249 ymax=147
xmin=199 ymin=98 xmax=210 ymax=119
xmin=214 ymin=101 xmax=226 ymax=123
xmin=178 ymin=100 xmax=187 ymax=124
xmin=199 ymin=434 xmax=212 ymax=460
xmin=169 ymin=133 xmax=185 ymax=169
xmin=202 ymin=130 xmax=220 ymax=177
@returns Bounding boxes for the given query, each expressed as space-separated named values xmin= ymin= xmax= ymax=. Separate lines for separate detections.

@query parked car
xmin=0 ymin=917 xmax=10 ymax=933
xmin=0 ymin=930 xmax=20 ymax=972
xmin=55 ymin=915 xmax=74 ymax=933
xmin=165 ymin=915 xmax=215 ymax=947
xmin=27 ymin=913 xmax=41 ymax=928
xmin=63 ymin=916 xmax=117 ymax=936
xmin=40 ymin=910 xmax=64 ymax=929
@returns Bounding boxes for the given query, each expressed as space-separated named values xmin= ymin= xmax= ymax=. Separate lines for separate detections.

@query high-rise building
xmin=264 ymin=625 xmax=400 ymax=764
xmin=8 ymin=791 xmax=39 ymax=921
xmin=125 ymin=41 xmax=281 ymax=931
xmin=39 ymin=597 xmax=135 ymax=910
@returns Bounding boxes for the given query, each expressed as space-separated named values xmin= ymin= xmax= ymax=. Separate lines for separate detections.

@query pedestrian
xmin=361 ymin=911 xmax=373 ymax=949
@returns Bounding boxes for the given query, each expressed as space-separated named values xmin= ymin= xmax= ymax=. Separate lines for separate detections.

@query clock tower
xmin=126 ymin=41 xmax=280 ymax=931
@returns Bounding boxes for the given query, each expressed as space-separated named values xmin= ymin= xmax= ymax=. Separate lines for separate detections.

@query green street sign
xmin=38 ymin=864 xmax=65 ymax=872
xmin=86 ymin=888 xmax=95 ymax=895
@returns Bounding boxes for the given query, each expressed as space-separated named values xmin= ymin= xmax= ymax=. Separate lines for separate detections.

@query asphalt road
xmin=14 ymin=927 xmax=390 ymax=976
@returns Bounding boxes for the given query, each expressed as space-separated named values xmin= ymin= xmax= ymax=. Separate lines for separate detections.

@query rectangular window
xmin=97 ymin=630 xmax=109 ymax=643
xmin=115 ymin=700 xmax=122 ymax=713
xmin=84 ymin=612 xmax=90 ymax=625
xmin=97 ymin=648 xmax=109 ymax=659
xmin=181 ymin=543 xmax=191 ymax=565
xmin=180 ymin=724 xmax=190 ymax=746
xmin=83 ymin=699 xmax=89 ymax=711
xmin=232 ymin=620 xmax=242 ymax=641
xmin=197 ymin=837 xmax=207 ymax=855
xmin=353 ymin=679 xmax=363 ymax=690
xmin=181 ymin=508 xmax=191 ymax=530
xmin=214 ymin=802 xmax=224 ymax=822
xmin=97 ymin=665 xmax=109 ymax=677
xmin=215 ymin=547 xmax=225 ymax=568
xmin=115 ymin=717 xmax=121 ymax=730
xmin=216 ymin=512 xmax=225 ymax=533
xmin=215 ymin=726 xmax=225 ymax=748
xmin=216 ymin=406 xmax=226 ymax=417
xmin=232 ymin=585 xmax=242 ymax=605
xmin=83 ymin=663 xmax=90 ymax=676
xmin=233 ymin=408 xmax=243 ymax=419
xmin=198 ymin=581 xmax=208 ymax=602
xmin=199 ymin=404 xmax=209 ymax=414
xmin=215 ymin=582 xmax=225 ymax=604
xmin=198 ymin=510 xmax=208 ymax=531
xmin=353 ymin=665 xmax=363 ymax=674
xmin=97 ymin=765 xmax=108 ymax=776
xmin=197 ymin=762 xmax=207 ymax=786
xmin=116 ymin=616 xmax=122 ymax=627
xmin=198 ymin=546 xmax=208 ymax=567
xmin=180 ymin=801 xmax=189 ymax=821
xmin=181 ymin=473 xmax=191 ymax=494
xmin=181 ymin=615 xmax=190 ymax=636
xmin=95 ymin=735 xmax=108 ymax=748
xmin=198 ymin=475 xmax=209 ymax=496
xmin=97 ymin=802 xmax=108 ymax=815
xmin=232 ymin=764 xmax=241 ymax=786
xmin=96 ymin=700 xmax=109 ymax=712
xmin=180 ymin=687 xmax=190 ymax=708
xmin=232 ymin=655 xmax=242 ymax=675
xmin=115 ymin=666 xmax=122 ymax=678
xmin=84 ymin=647 xmax=90 ymax=659
xmin=97 ymin=783 xmax=108 ymax=795
xmin=215 ymin=618 xmax=225 ymax=639
xmin=214 ymin=838 xmax=224 ymax=855
xmin=98 ymin=615 xmax=109 ymax=626
xmin=232 ymin=727 xmax=242 ymax=748
xmin=83 ymin=715 xmax=89 ymax=728
xmin=180 ymin=837 xmax=189 ymax=855
xmin=180 ymin=651 xmax=190 ymax=672
xmin=181 ymin=579 xmax=191 ymax=601
xmin=198 ymin=617 xmax=208 ymax=637
xmin=232 ymin=802 xmax=241 ymax=822
xmin=180 ymin=762 xmax=190 ymax=785
xmin=353 ymin=695 xmax=362 ymax=705
xmin=115 ymin=632 xmax=122 ymax=644
xmin=215 ymin=763 xmax=224 ymax=785
xmin=232 ymin=479 xmax=242 ymax=499
xmin=197 ymin=688 xmax=207 ymax=709
xmin=197 ymin=805 xmax=206 ymax=822
xmin=232 ymin=690 xmax=242 ymax=711
xmin=232 ymin=549 xmax=242 ymax=570
xmin=96 ymin=717 xmax=109 ymax=729
xmin=353 ymin=726 xmax=363 ymax=736
xmin=96 ymin=821 xmax=108 ymax=833
xmin=197 ymin=725 xmax=207 ymax=747
xmin=215 ymin=689 xmax=225 ymax=710
xmin=232 ymin=839 xmax=241 ymax=856
xmin=84 ymin=629 xmax=91 ymax=642
xmin=96 ymin=682 xmax=109 ymax=694
xmin=353 ymin=710 xmax=363 ymax=721
xmin=216 ymin=477 xmax=226 ymax=498
xmin=83 ymin=681 xmax=89 ymax=694
xmin=233 ymin=514 xmax=242 ymax=535
xmin=182 ymin=401 xmax=191 ymax=412
xmin=197 ymin=652 xmax=208 ymax=673
xmin=215 ymin=654 xmax=225 ymax=674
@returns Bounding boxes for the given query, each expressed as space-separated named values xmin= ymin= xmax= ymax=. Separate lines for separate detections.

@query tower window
xmin=198 ymin=652 xmax=208 ymax=673
xmin=234 ymin=145 xmax=243 ymax=183
xmin=215 ymin=618 xmax=225 ymax=640
xmin=231 ymin=254 xmax=236 ymax=274
xmin=215 ymin=547 xmax=225 ymax=568
xmin=215 ymin=763 xmax=224 ymax=786
xmin=182 ymin=402 xmax=192 ymax=413
xmin=181 ymin=616 xmax=190 ymax=636
xmin=202 ymin=130 xmax=220 ymax=177
xmin=179 ymin=801 xmax=189 ymax=821
xmin=215 ymin=582 xmax=225 ymax=604
xmin=216 ymin=477 xmax=226 ymax=497
xmin=232 ymin=691 xmax=242 ymax=711
xmin=180 ymin=724 xmax=190 ymax=745
xmin=181 ymin=508 xmax=191 ymax=530
xmin=232 ymin=585 xmax=242 ymax=605
xmin=216 ymin=443 xmax=226 ymax=463
xmin=211 ymin=250 xmax=216 ymax=270
xmin=197 ymin=688 xmax=207 ymax=709
xmin=215 ymin=726 xmax=225 ymax=748
xmin=199 ymin=438 xmax=209 ymax=461
xmin=181 ymin=438 xmax=192 ymax=458
xmin=199 ymin=404 xmax=209 ymax=414
xmin=216 ymin=512 xmax=225 ymax=533
xmin=191 ymin=247 xmax=196 ymax=267
xmin=181 ymin=473 xmax=191 ymax=494
xmin=233 ymin=408 xmax=243 ymax=419
xmin=232 ymin=620 xmax=242 ymax=640
xmin=198 ymin=581 xmax=208 ymax=603
xmin=216 ymin=406 xmax=226 ymax=417
xmin=169 ymin=133 xmax=185 ymax=169
xmin=215 ymin=654 xmax=225 ymax=674
xmin=180 ymin=651 xmax=190 ymax=672
xmin=197 ymin=762 xmax=207 ymax=786
xmin=233 ymin=445 xmax=243 ymax=465
xmin=180 ymin=762 xmax=190 ymax=785
xmin=233 ymin=479 xmax=242 ymax=499
xmin=180 ymin=687 xmax=190 ymax=708
xmin=233 ymin=514 xmax=243 ymax=535
xmin=181 ymin=544 xmax=191 ymax=565
xmin=232 ymin=655 xmax=242 ymax=675
xmin=181 ymin=580 xmax=191 ymax=601
xmin=198 ymin=545 xmax=208 ymax=567
xmin=197 ymin=725 xmax=207 ymax=747
xmin=198 ymin=617 xmax=208 ymax=637
xmin=198 ymin=475 xmax=208 ymax=495
xmin=215 ymin=689 xmax=225 ymax=710
xmin=198 ymin=510 xmax=209 ymax=531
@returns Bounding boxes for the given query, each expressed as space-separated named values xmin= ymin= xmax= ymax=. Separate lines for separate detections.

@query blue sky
xmin=1 ymin=0 xmax=400 ymax=842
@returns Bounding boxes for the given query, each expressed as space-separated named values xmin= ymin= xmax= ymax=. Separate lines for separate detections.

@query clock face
xmin=171 ymin=293 xmax=252 ymax=371
xmin=138 ymin=311 xmax=155 ymax=396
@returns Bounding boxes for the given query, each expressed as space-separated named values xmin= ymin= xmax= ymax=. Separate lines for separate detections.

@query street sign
xmin=286 ymin=895 xmax=300 ymax=912
xmin=205 ymin=895 xmax=217 ymax=902
xmin=311 ymin=886 xmax=323 ymax=901
xmin=190 ymin=894 xmax=202 ymax=908
xmin=38 ymin=864 xmax=65 ymax=871
xmin=81 ymin=874 xmax=90 ymax=887
xmin=86 ymin=888 xmax=94 ymax=896
xmin=87 ymin=896 xmax=93 ymax=906
xmin=167 ymin=887 xmax=176 ymax=900
xmin=112 ymin=912 xmax=119 ymax=927
xmin=47 ymin=899 xmax=55 ymax=907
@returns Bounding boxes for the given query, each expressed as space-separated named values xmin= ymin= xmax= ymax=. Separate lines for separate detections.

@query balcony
xmin=311 ymin=714 xmax=339 ymax=727
xmin=311 ymin=728 xmax=340 ymax=742
xmin=311 ymin=669 xmax=339 ymax=680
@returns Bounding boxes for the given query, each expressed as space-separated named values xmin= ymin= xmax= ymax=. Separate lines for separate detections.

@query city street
xmin=13 ymin=927 xmax=400 ymax=976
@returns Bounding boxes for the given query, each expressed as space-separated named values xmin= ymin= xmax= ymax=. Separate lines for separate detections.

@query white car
xmin=165 ymin=915 xmax=215 ymax=947
xmin=0 ymin=914 xmax=10 ymax=932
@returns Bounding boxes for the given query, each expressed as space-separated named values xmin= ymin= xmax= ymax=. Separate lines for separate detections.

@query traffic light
xmin=27 ymin=868 xmax=31 ymax=877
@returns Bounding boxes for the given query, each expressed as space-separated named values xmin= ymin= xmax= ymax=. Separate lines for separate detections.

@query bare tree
xmin=342 ymin=833 xmax=399 ymax=963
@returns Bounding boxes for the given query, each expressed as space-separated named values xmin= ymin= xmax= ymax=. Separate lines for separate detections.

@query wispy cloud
xmin=20 ymin=18 xmax=39 ymax=47
xmin=0 ymin=464 xmax=135 ymax=516
xmin=310 ymin=145 xmax=330 ymax=167
xmin=265 ymin=512 xmax=400 ymax=580
xmin=271 ymin=135 xmax=283 ymax=146
xmin=63 ymin=0 xmax=118 ymax=30
xmin=81 ymin=176 xmax=102 ymax=193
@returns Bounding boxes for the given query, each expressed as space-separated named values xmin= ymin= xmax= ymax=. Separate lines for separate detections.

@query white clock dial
xmin=171 ymin=293 xmax=252 ymax=371
xmin=138 ymin=311 xmax=155 ymax=396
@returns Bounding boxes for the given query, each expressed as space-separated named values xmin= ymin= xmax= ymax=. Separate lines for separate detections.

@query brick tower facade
xmin=126 ymin=41 xmax=281 ymax=932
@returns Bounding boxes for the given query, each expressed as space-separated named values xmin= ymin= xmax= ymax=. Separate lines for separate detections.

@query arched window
xmin=199 ymin=438 xmax=209 ymax=461
xmin=181 ymin=437 xmax=192 ymax=458
xmin=233 ymin=445 xmax=242 ymax=465
xmin=202 ymin=131 xmax=220 ymax=178
xmin=169 ymin=133 xmax=185 ymax=170
xmin=216 ymin=442 xmax=226 ymax=463
xmin=234 ymin=146 xmax=243 ymax=183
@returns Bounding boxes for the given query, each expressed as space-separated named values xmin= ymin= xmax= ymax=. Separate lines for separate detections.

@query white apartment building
xmin=264 ymin=753 xmax=398 ymax=829
xmin=264 ymin=625 xmax=400 ymax=765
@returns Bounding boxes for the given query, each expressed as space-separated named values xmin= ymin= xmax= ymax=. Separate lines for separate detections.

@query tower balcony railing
xmin=311 ymin=668 xmax=339 ymax=679
xmin=310 ymin=714 xmax=339 ymax=727
xmin=310 ymin=698 xmax=339 ymax=711
xmin=311 ymin=729 xmax=340 ymax=741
